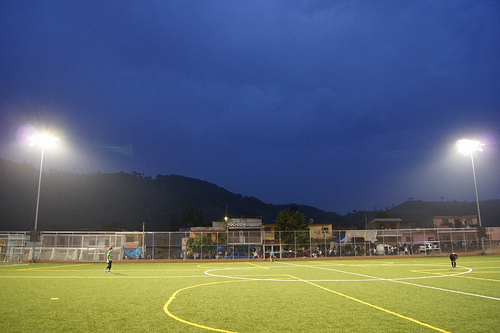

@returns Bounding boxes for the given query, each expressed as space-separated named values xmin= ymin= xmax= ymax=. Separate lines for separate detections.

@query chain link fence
xmin=1 ymin=227 xmax=498 ymax=262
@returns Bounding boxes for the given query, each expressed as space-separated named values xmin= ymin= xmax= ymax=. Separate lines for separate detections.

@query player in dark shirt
xmin=449 ymin=253 xmax=458 ymax=268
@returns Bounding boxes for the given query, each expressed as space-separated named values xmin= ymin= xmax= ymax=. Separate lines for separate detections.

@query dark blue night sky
xmin=1 ymin=1 xmax=499 ymax=214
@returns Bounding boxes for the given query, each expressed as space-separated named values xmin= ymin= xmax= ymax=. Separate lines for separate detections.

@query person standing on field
xmin=105 ymin=247 xmax=113 ymax=273
xmin=449 ymin=252 xmax=458 ymax=268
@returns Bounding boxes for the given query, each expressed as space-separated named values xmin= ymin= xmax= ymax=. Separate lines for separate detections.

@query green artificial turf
xmin=0 ymin=256 xmax=498 ymax=332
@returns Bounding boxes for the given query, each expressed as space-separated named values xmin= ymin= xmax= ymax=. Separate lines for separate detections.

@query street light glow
xmin=456 ymin=138 xmax=485 ymax=255
xmin=456 ymin=139 xmax=483 ymax=156
xmin=29 ymin=134 xmax=60 ymax=148
xmin=29 ymin=131 xmax=60 ymax=263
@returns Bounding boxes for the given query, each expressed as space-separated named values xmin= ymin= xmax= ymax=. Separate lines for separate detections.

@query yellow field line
xmin=456 ymin=275 xmax=500 ymax=282
xmin=288 ymin=274 xmax=450 ymax=333
xmin=163 ymin=280 xmax=242 ymax=333
xmin=411 ymin=269 xmax=452 ymax=275
xmin=246 ymin=262 xmax=269 ymax=269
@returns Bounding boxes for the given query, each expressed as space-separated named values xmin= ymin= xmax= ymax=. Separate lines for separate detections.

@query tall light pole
xmin=456 ymin=139 xmax=485 ymax=255
xmin=29 ymin=134 xmax=59 ymax=263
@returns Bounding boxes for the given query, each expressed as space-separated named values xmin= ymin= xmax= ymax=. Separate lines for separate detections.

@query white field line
xmin=205 ymin=263 xmax=469 ymax=282
xmin=280 ymin=262 xmax=500 ymax=301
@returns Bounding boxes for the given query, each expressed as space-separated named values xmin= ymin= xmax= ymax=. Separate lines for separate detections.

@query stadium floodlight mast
xmin=456 ymin=139 xmax=485 ymax=255
xmin=29 ymin=133 xmax=59 ymax=263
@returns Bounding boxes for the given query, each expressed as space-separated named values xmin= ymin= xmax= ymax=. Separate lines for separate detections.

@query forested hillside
xmin=0 ymin=158 xmax=342 ymax=231
xmin=0 ymin=158 xmax=498 ymax=231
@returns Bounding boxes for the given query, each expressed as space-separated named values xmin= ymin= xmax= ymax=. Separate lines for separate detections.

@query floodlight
xmin=29 ymin=132 xmax=60 ymax=262
xmin=456 ymin=138 xmax=485 ymax=254
xmin=456 ymin=139 xmax=483 ymax=156
xmin=29 ymin=134 xmax=60 ymax=148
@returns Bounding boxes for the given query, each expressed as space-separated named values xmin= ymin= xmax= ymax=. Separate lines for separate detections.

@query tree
xmin=276 ymin=205 xmax=308 ymax=248
xmin=276 ymin=205 xmax=307 ymax=230
xmin=186 ymin=234 xmax=213 ymax=255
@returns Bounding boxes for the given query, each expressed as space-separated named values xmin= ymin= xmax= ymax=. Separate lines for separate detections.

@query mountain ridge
xmin=0 ymin=158 xmax=498 ymax=231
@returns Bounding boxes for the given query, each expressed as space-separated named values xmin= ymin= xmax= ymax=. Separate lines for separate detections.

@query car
xmin=375 ymin=244 xmax=393 ymax=255
xmin=225 ymin=252 xmax=252 ymax=259
xmin=419 ymin=242 xmax=440 ymax=254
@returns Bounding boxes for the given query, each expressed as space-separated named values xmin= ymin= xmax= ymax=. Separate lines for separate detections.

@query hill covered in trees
xmin=0 ymin=158 xmax=498 ymax=231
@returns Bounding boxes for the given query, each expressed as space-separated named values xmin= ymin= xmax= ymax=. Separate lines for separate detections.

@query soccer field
xmin=0 ymin=256 xmax=499 ymax=333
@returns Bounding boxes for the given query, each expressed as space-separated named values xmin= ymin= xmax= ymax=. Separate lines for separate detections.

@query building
xmin=366 ymin=218 xmax=403 ymax=229
xmin=226 ymin=217 xmax=262 ymax=254
xmin=433 ymin=215 xmax=478 ymax=228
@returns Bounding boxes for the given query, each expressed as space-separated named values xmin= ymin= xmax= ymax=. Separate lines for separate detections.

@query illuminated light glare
xmin=456 ymin=138 xmax=485 ymax=255
xmin=28 ymin=131 xmax=60 ymax=263
xmin=29 ymin=134 xmax=60 ymax=148
xmin=456 ymin=139 xmax=484 ymax=156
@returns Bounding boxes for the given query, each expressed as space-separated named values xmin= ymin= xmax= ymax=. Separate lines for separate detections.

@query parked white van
xmin=418 ymin=242 xmax=440 ymax=254
xmin=375 ymin=244 xmax=393 ymax=255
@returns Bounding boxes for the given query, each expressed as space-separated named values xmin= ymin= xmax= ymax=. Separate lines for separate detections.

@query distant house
xmin=187 ymin=217 xmax=262 ymax=257
xmin=226 ymin=217 xmax=262 ymax=246
xmin=309 ymin=223 xmax=332 ymax=239
xmin=261 ymin=223 xmax=334 ymax=241
xmin=188 ymin=226 xmax=226 ymax=243
xmin=262 ymin=224 xmax=278 ymax=242
xmin=261 ymin=222 xmax=336 ymax=257
xmin=366 ymin=218 xmax=403 ymax=229
xmin=261 ymin=224 xmax=281 ymax=256
xmin=433 ymin=215 xmax=478 ymax=228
